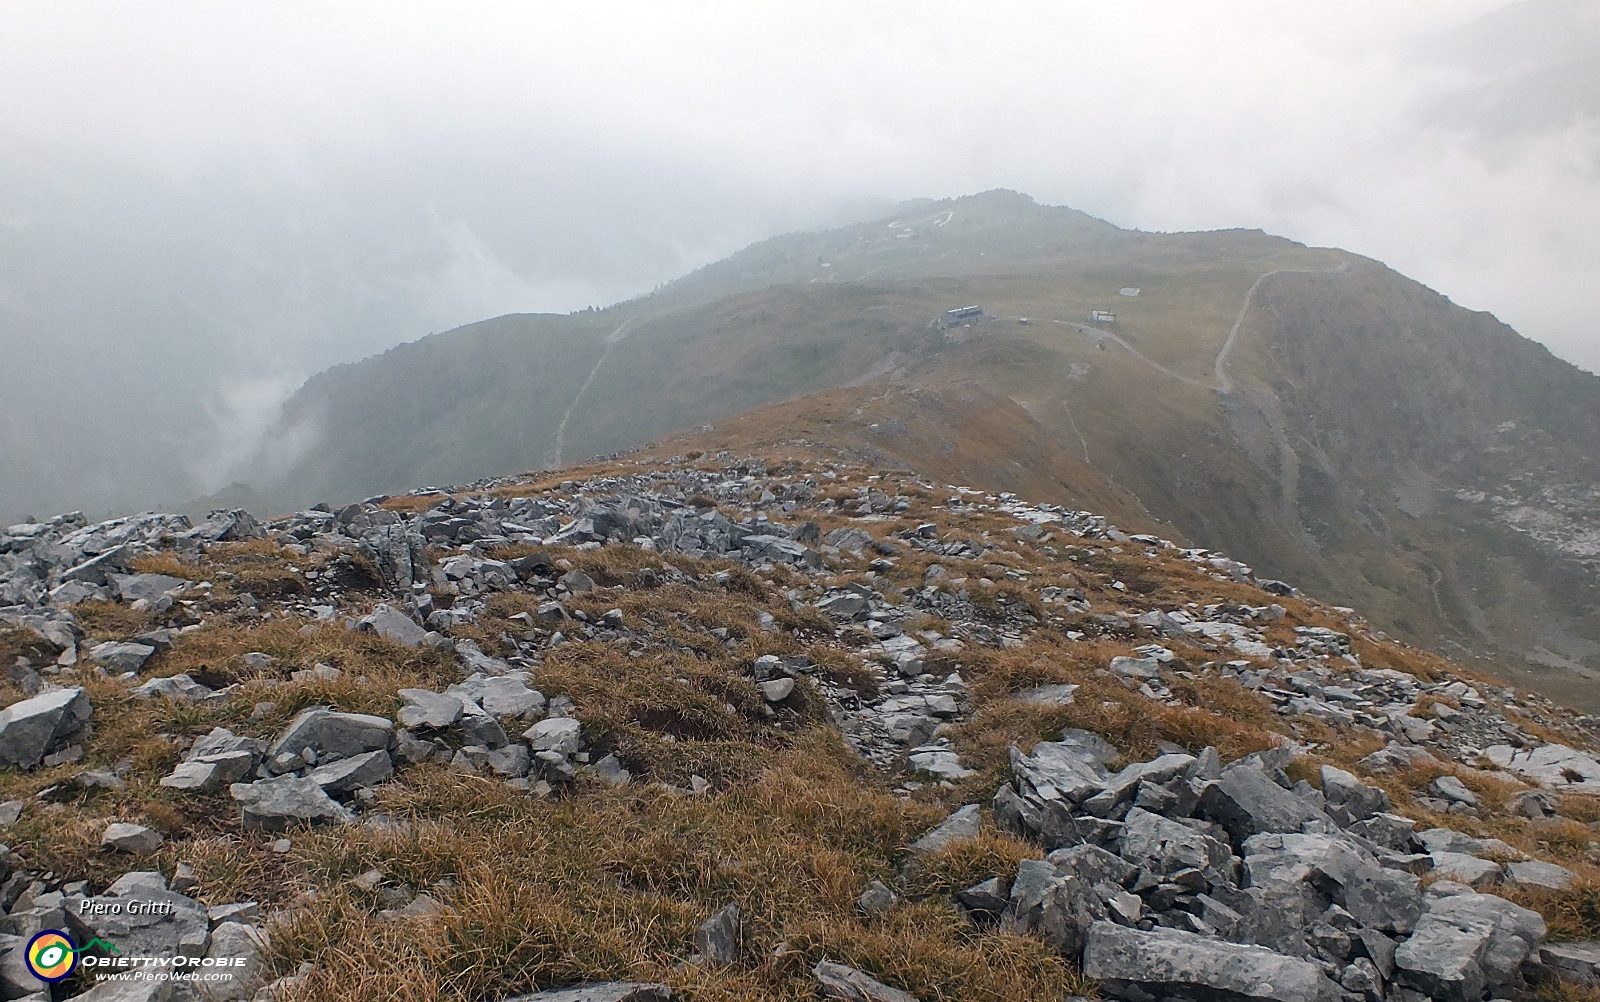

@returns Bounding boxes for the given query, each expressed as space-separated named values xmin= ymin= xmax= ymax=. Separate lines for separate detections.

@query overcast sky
xmin=1 ymin=0 xmax=1596 ymax=520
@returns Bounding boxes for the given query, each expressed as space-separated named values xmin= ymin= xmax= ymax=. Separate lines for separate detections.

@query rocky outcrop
xmin=981 ymin=720 xmax=1570 ymax=1002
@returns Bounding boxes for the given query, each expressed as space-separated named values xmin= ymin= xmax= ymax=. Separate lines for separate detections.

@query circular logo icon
xmin=25 ymin=930 xmax=77 ymax=982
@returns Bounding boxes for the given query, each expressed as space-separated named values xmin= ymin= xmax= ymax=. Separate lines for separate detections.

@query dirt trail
xmin=1212 ymin=263 xmax=1347 ymax=392
xmin=1047 ymin=319 xmax=1219 ymax=390
xmin=552 ymin=317 xmax=637 ymax=467
xmin=1037 ymin=262 xmax=1348 ymax=394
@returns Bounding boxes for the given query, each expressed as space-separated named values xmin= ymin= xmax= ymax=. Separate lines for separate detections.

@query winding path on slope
xmin=552 ymin=316 xmax=637 ymax=467
xmin=1045 ymin=319 xmax=1218 ymax=390
xmin=1040 ymin=262 xmax=1348 ymax=395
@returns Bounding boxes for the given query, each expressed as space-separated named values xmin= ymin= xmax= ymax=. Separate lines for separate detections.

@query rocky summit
xmin=4 ymin=444 xmax=1600 ymax=1001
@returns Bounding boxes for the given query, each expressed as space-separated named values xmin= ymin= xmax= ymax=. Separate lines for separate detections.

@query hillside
xmin=9 ymin=445 xmax=1600 ymax=1001
xmin=242 ymin=189 xmax=1600 ymax=705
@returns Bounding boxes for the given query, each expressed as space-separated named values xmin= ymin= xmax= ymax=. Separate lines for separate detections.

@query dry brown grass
xmin=129 ymin=552 xmax=208 ymax=580
xmin=901 ymin=831 xmax=1038 ymax=899
xmin=1537 ymin=981 xmax=1600 ymax=1002
xmin=16 ymin=446 xmax=1600 ymax=1002
xmin=379 ymin=493 xmax=450 ymax=514
xmin=72 ymin=601 xmax=158 ymax=639
xmin=1503 ymin=882 xmax=1600 ymax=941
xmin=260 ymin=735 xmax=1087 ymax=1002
xmin=949 ymin=636 xmax=1286 ymax=768
xmin=0 ymin=626 xmax=57 ymax=667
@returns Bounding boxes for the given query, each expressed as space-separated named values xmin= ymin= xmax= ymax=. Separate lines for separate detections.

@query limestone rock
xmin=693 ymin=903 xmax=739 ymax=967
xmin=759 ymin=678 xmax=795 ymax=702
xmin=812 ymin=960 xmax=921 ymax=1002
xmin=102 ymin=822 xmax=165 ymax=854
xmin=447 ymin=673 xmax=546 ymax=719
xmin=90 ymin=641 xmax=158 ymax=673
xmin=268 ymin=706 xmax=393 ymax=766
xmin=1198 ymin=763 xmax=1323 ymax=845
xmin=396 ymin=689 xmax=465 ymax=730
xmin=200 ymin=921 xmax=268 ymax=1001
xmin=0 ymin=687 xmax=92 ymax=769
xmin=66 ymin=888 xmax=210 ymax=964
xmin=524 ymin=717 xmax=583 ymax=756
xmin=910 ymin=804 xmax=979 ymax=854
xmin=1393 ymin=891 xmax=1546 ymax=1002
xmin=230 ymin=774 xmax=354 ymax=830
xmin=112 ymin=573 xmax=189 ymax=603
xmin=161 ymin=727 xmax=265 ymax=793
xmin=1483 ymin=742 xmax=1600 ymax=794
xmin=956 ymin=877 xmax=1009 ymax=916
xmin=1119 ymin=807 xmax=1231 ymax=878
xmin=1542 ymin=941 xmax=1600 ymax=986
xmin=857 ymin=879 xmax=897 ymax=916
xmin=131 ymin=673 xmax=220 ymax=702
xmin=1428 ymin=852 xmax=1502 ymax=889
xmin=307 ymin=749 xmax=393 ymax=795
xmin=356 ymin=604 xmax=427 ymax=648
xmin=1505 ymin=858 xmax=1575 ymax=890
xmin=1083 ymin=921 xmax=1340 ymax=1002
xmin=1319 ymin=764 xmax=1389 ymax=821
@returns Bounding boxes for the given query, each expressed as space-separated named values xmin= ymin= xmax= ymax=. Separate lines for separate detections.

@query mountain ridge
xmin=226 ymin=190 xmax=1600 ymax=702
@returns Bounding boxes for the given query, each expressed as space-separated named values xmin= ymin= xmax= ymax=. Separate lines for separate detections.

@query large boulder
xmin=1083 ymin=921 xmax=1340 ymax=1002
xmin=102 ymin=822 xmax=165 ymax=854
xmin=307 ymin=749 xmax=393 ymax=795
xmin=0 ymin=931 xmax=46 ymax=998
xmin=1483 ymin=742 xmax=1600 ymax=795
xmin=201 ymin=921 xmax=269 ymax=1001
xmin=186 ymin=509 xmax=263 ymax=544
xmin=1199 ymin=763 xmax=1323 ymax=845
xmin=0 ymin=687 xmax=91 ymax=768
xmin=1308 ymin=841 xmax=1422 ymax=935
xmin=131 ymin=673 xmax=222 ymax=702
xmin=110 ymin=573 xmax=189 ymax=603
xmin=1239 ymin=833 xmax=1335 ymax=957
xmin=1009 ymin=740 xmax=1100 ymax=804
xmin=161 ymin=727 xmax=265 ymax=793
xmin=447 ymin=672 xmax=546 ymax=720
xmin=1080 ymin=753 xmax=1196 ymax=817
xmin=524 ymin=717 xmax=582 ymax=756
xmin=91 ymin=641 xmax=158 ymax=673
xmin=1429 ymin=852 xmax=1503 ymax=889
xmin=1119 ymin=807 xmax=1232 ymax=880
xmin=356 ymin=604 xmax=428 ymax=648
xmin=1541 ymin=941 xmax=1600 ymax=986
xmin=1319 ymin=765 xmax=1390 ymax=822
xmin=268 ymin=706 xmax=393 ymax=767
xmin=230 ymin=774 xmax=355 ymax=830
xmin=396 ymin=689 xmax=465 ymax=730
xmin=1393 ymin=891 xmax=1546 ymax=1002
xmin=1004 ymin=846 xmax=1132 ymax=959
xmin=1505 ymin=859 xmax=1576 ymax=890
xmin=1243 ymin=831 xmax=1424 ymax=937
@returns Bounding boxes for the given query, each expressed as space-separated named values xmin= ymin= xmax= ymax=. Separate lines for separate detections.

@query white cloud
xmin=0 ymin=0 xmax=1595 ymax=517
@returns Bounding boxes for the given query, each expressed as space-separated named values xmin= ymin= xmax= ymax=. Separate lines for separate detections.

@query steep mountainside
xmin=244 ymin=190 xmax=1600 ymax=701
